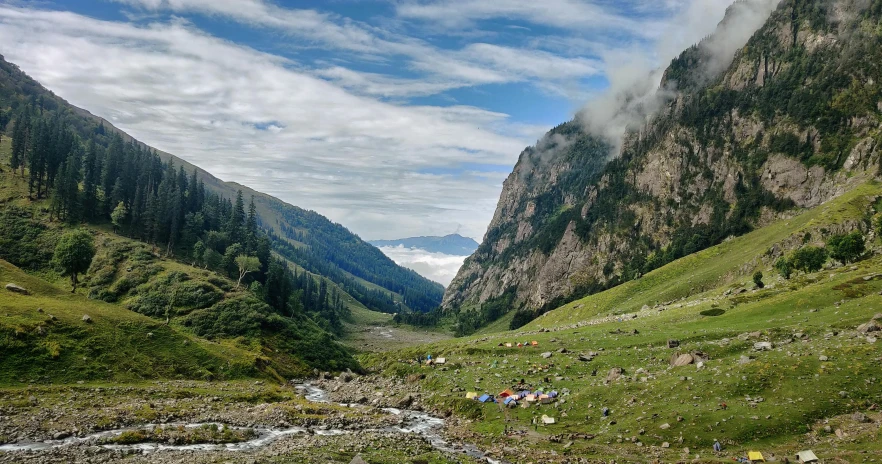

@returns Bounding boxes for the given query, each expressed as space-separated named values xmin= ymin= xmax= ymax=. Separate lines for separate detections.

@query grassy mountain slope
xmin=362 ymin=182 xmax=882 ymax=462
xmin=0 ymin=55 xmax=443 ymax=315
xmin=0 ymin=258 xmax=261 ymax=385
xmin=0 ymin=137 xmax=359 ymax=382
xmin=443 ymin=0 xmax=882 ymax=330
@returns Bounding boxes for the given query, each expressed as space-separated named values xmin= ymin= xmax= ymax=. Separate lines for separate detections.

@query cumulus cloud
xmin=376 ymin=246 xmax=468 ymax=286
xmin=0 ymin=5 xmax=534 ymax=239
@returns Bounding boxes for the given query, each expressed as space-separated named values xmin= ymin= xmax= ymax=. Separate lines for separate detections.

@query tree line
xmin=7 ymin=107 xmax=350 ymax=333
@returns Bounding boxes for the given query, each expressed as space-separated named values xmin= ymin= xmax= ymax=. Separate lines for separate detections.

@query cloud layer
xmin=0 ymin=1 xmax=755 ymax=241
xmin=377 ymin=246 xmax=468 ymax=286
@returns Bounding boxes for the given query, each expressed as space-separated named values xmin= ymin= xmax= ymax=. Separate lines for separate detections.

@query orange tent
xmin=498 ymin=389 xmax=515 ymax=398
xmin=531 ymin=341 xmax=539 ymax=346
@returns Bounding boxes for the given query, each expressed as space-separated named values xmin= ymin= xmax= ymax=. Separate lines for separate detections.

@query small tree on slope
xmin=53 ymin=229 xmax=96 ymax=293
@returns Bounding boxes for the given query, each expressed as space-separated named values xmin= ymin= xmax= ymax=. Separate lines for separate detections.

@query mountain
xmin=0 ymin=54 xmax=444 ymax=315
xmin=369 ymin=234 xmax=480 ymax=255
xmin=442 ymin=0 xmax=882 ymax=328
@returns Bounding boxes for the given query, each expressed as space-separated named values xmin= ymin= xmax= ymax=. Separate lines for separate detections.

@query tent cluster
xmin=466 ymin=388 xmax=558 ymax=408
xmin=498 ymin=341 xmax=539 ymax=348
xmin=422 ymin=355 xmax=446 ymax=366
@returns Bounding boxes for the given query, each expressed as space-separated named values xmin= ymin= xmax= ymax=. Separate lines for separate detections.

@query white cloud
xmin=377 ymin=246 xmax=468 ymax=286
xmin=395 ymin=0 xmax=668 ymax=38
xmin=0 ymin=5 xmax=531 ymax=239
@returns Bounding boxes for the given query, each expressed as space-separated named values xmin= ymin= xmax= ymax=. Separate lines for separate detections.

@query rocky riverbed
xmin=0 ymin=378 xmax=498 ymax=463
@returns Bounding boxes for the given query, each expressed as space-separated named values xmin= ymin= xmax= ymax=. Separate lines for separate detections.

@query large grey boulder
xmin=5 ymin=283 xmax=29 ymax=295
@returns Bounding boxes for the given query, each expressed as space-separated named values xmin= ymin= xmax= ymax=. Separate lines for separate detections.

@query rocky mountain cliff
xmin=443 ymin=0 xmax=882 ymax=323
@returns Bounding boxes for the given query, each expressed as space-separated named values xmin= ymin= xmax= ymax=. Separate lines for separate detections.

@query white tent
xmin=796 ymin=450 xmax=818 ymax=463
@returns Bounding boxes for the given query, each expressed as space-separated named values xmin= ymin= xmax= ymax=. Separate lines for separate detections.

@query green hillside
xmin=0 ymin=54 xmax=443 ymax=317
xmin=362 ymin=182 xmax=882 ymax=462
xmin=1 ymin=258 xmax=261 ymax=385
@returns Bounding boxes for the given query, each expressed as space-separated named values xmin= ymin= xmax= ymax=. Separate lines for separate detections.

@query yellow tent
xmin=466 ymin=392 xmax=479 ymax=400
xmin=748 ymin=451 xmax=765 ymax=462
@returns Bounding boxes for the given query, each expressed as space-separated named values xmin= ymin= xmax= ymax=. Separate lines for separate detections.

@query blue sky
xmin=0 ymin=0 xmax=740 ymax=241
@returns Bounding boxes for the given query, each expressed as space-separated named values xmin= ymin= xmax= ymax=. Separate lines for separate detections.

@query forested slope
xmin=0 ymin=54 xmax=443 ymax=315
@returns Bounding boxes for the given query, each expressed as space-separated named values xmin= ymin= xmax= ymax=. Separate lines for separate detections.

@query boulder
xmin=396 ymin=394 xmax=414 ymax=409
xmin=753 ymin=342 xmax=773 ymax=351
xmin=5 ymin=283 xmax=29 ymax=295
xmin=659 ymin=423 xmax=670 ymax=430
xmin=671 ymin=353 xmax=694 ymax=367
xmin=541 ymin=352 xmax=553 ymax=359
xmin=578 ymin=354 xmax=594 ymax=362
xmin=541 ymin=415 xmax=556 ymax=424
xmin=667 ymin=340 xmax=680 ymax=348
xmin=82 ymin=314 xmax=93 ymax=324
xmin=857 ymin=320 xmax=881 ymax=334
xmin=606 ymin=367 xmax=624 ymax=383
xmin=852 ymin=412 xmax=871 ymax=423
xmin=350 ymin=455 xmax=369 ymax=464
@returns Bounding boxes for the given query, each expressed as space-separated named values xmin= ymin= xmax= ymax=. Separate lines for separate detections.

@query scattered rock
xmin=349 ymin=455 xmax=369 ymax=464
xmin=659 ymin=423 xmax=670 ymax=430
xmin=857 ymin=320 xmax=881 ymax=334
xmin=661 ymin=442 xmax=670 ymax=448
xmin=671 ymin=353 xmax=695 ymax=367
xmin=667 ymin=340 xmax=680 ymax=348
xmin=738 ymin=355 xmax=753 ymax=365
xmin=753 ymin=342 xmax=773 ymax=351
xmin=82 ymin=314 xmax=93 ymax=324
xmin=852 ymin=412 xmax=871 ymax=423
xmin=541 ymin=352 xmax=553 ymax=359
xmin=5 ymin=283 xmax=29 ymax=295
xmin=606 ymin=367 xmax=623 ymax=383
xmin=839 ymin=391 xmax=849 ymax=398
xmin=819 ymin=355 xmax=828 ymax=361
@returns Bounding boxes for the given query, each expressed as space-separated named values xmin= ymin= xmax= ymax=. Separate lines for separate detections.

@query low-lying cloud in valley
xmin=377 ymin=246 xmax=469 ymax=287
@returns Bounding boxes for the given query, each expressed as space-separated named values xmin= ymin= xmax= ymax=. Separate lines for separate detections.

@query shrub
xmin=826 ymin=231 xmax=865 ymax=264
xmin=775 ymin=258 xmax=793 ymax=279
xmin=790 ymin=246 xmax=828 ymax=274
xmin=753 ymin=271 xmax=764 ymax=288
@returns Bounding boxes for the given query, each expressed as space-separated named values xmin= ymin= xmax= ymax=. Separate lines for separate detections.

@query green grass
xmin=361 ymin=182 xmax=882 ymax=462
xmin=0 ymin=258 xmax=263 ymax=385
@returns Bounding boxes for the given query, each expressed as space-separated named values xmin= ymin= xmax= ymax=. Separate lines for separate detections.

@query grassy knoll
xmin=361 ymin=184 xmax=882 ymax=462
xmin=1 ymin=258 xmax=263 ymax=385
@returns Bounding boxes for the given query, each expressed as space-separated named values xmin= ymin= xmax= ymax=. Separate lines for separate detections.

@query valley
xmin=2 ymin=0 xmax=882 ymax=462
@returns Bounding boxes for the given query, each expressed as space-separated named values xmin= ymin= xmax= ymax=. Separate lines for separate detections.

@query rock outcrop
xmin=443 ymin=0 xmax=882 ymax=319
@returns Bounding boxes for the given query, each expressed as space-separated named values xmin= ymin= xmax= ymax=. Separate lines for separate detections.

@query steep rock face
xmin=443 ymin=0 xmax=882 ymax=316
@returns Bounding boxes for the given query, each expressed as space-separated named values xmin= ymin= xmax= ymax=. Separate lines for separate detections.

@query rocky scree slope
xmin=443 ymin=0 xmax=882 ymax=322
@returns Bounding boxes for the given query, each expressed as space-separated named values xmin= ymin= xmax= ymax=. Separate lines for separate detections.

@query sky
xmin=0 ymin=0 xmax=742 ymax=241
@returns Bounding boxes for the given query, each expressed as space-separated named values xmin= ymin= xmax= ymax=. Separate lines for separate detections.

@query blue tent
xmin=548 ymin=391 xmax=559 ymax=398
xmin=478 ymin=394 xmax=494 ymax=403
xmin=503 ymin=397 xmax=517 ymax=405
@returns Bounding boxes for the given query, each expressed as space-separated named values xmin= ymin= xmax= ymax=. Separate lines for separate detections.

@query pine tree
xmin=227 ymin=190 xmax=245 ymax=243
xmin=10 ymin=112 xmax=30 ymax=175
xmin=246 ymin=196 xmax=257 ymax=252
xmin=82 ymin=140 xmax=100 ymax=219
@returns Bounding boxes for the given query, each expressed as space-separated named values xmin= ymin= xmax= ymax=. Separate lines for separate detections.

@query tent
xmin=477 ymin=394 xmax=494 ymax=403
xmin=498 ymin=389 xmax=515 ymax=398
xmin=531 ymin=341 xmax=539 ymax=346
xmin=748 ymin=451 xmax=765 ymax=463
xmin=541 ymin=415 xmax=555 ymax=424
xmin=525 ymin=394 xmax=538 ymax=402
xmin=539 ymin=394 xmax=553 ymax=404
xmin=505 ymin=343 xmax=513 ymax=348
xmin=796 ymin=451 xmax=818 ymax=463
xmin=465 ymin=392 xmax=479 ymax=400
xmin=548 ymin=391 xmax=559 ymax=398
xmin=503 ymin=397 xmax=518 ymax=407
xmin=517 ymin=343 xmax=524 ymax=347
xmin=435 ymin=357 xmax=446 ymax=365
xmin=516 ymin=390 xmax=530 ymax=400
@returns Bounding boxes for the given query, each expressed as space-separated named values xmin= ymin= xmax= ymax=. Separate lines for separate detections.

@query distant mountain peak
xmin=369 ymin=234 xmax=479 ymax=256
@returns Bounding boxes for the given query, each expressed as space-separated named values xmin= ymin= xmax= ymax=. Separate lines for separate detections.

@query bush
xmin=753 ymin=271 xmax=764 ymax=288
xmin=775 ymin=258 xmax=792 ymax=279
xmin=827 ymin=231 xmax=865 ymax=264
xmin=790 ymin=246 xmax=828 ymax=274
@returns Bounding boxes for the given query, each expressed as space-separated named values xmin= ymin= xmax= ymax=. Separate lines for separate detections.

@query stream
xmin=0 ymin=383 xmax=507 ymax=464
